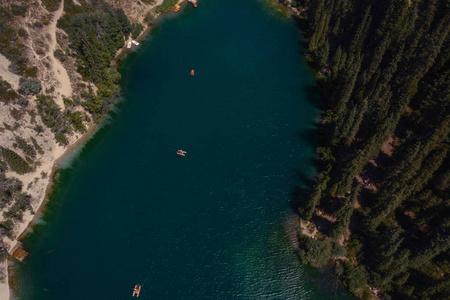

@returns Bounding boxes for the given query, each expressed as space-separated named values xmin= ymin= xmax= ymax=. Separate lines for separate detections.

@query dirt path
xmin=47 ymin=1 xmax=72 ymax=108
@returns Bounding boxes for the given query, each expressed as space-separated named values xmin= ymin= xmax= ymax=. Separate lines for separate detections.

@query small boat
xmin=174 ymin=4 xmax=180 ymax=12
xmin=127 ymin=41 xmax=132 ymax=49
xmin=132 ymin=285 xmax=141 ymax=297
xmin=132 ymin=40 xmax=140 ymax=46
xmin=188 ymin=0 xmax=197 ymax=7
xmin=190 ymin=69 xmax=195 ymax=76
xmin=177 ymin=150 xmax=187 ymax=156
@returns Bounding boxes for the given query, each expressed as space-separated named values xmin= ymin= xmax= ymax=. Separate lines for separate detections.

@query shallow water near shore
xmin=12 ymin=0 xmax=353 ymax=299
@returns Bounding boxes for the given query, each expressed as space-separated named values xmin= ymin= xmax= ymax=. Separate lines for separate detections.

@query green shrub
xmin=0 ymin=219 xmax=14 ymax=239
xmin=3 ymin=193 xmax=31 ymax=221
xmin=131 ymin=23 xmax=144 ymax=39
xmin=331 ymin=242 xmax=347 ymax=258
xmin=10 ymin=4 xmax=27 ymax=17
xmin=0 ymin=7 xmax=29 ymax=76
xmin=24 ymin=67 xmax=38 ymax=78
xmin=15 ymin=136 xmax=36 ymax=158
xmin=341 ymin=261 xmax=368 ymax=293
xmin=19 ymin=78 xmax=42 ymax=95
xmin=54 ymin=49 xmax=66 ymax=62
xmin=297 ymin=235 xmax=332 ymax=267
xmin=9 ymin=108 xmax=23 ymax=121
xmin=69 ymin=111 xmax=86 ymax=132
xmin=0 ymin=147 xmax=32 ymax=174
xmin=155 ymin=0 xmax=179 ymax=14
xmin=32 ymin=21 xmax=43 ymax=28
xmin=0 ymin=79 xmax=19 ymax=104
xmin=42 ymin=0 xmax=62 ymax=12
xmin=30 ymin=137 xmax=44 ymax=155
xmin=17 ymin=28 xmax=28 ymax=38
xmin=34 ymin=124 xmax=44 ymax=133
xmin=0 ymin=160 xmax=7 ymax=172
xmin=35 ymin=94 xmax=62 ymax=131
xmin=55 ymin=133 xmax=68 ymax=146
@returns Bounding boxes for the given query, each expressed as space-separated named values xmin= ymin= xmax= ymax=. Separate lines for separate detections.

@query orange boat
xmin=132 ymin=285 xmax=141 ymax=297
xmin=190 ymin=69 xmax=195 ymax=76
xmin=177 ymin=150 xmax=187 ymax=156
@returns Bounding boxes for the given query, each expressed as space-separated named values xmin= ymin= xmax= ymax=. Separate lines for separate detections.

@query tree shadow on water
xmin=302 ymin=84 xmax=323 ymax=110
xmin=297 ymin=125 xmax=320 ymax=149
xmin=290 ymin=169 xmax=316 ymax=214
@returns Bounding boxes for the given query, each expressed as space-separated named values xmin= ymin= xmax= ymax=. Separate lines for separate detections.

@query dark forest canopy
xmin=57 ymin=0 xmax=130 ymax=119
xmin=287 ymin=0 xmax=449 ymax=299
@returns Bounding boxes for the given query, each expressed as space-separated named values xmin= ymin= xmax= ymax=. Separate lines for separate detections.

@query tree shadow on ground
xmin=311 ymin=214 xmax=333 ymax=235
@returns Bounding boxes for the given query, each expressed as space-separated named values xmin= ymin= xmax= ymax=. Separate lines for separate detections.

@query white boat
xmin=132 ymin=40 xmax=140 ymax=46
xmin=127 ymin=41 xmax=132 ymax=49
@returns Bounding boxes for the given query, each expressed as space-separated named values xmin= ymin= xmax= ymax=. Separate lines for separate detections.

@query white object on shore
xmin=127 ymin=41 xmax=132 ymax=48
xmin=132 ymin=40 xmax=140 ymax=46
xmin=188 ymin=0 xmax=197 ymax=3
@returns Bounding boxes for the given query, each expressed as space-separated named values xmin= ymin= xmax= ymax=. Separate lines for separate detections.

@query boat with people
xmin=132 ymin=285 xmax=141 ymax=297
xmin=174 ymin=4 xmax=180 ymax=12
xmin=177 ymin=150 xmax=187 ymax=156
xmin=191 ymin=69 xmax=195 ymax=76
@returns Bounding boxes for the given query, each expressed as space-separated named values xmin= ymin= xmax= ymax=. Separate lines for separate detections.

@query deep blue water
xmin=12 ymin=0 xmax=353 ymax=299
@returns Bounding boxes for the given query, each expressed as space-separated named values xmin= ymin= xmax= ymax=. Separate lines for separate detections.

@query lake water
xmin=12 ymin=0 xmax=353 ymax=299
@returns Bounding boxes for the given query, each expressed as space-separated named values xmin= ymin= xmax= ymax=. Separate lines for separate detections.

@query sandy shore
xmin=0 ymin=54 xmax=21 ymax=90
xmin=0 ymin=1 xmax=191 ymax=299
xmin=0 ymin=120 xmax=103 ymax=300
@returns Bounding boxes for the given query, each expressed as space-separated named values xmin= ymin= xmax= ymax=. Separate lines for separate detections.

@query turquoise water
xmin=12 ymin=0 xmax=353 ymax=299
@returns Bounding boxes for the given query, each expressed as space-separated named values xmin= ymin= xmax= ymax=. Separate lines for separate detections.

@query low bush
xmin=17 ymin=28 xmax=28 ymax=38
xmin=54 ymin=49 xmax=66 ymax=62
xmin=0 ymin=220 xmax=14 ymax=239
xmin=3 ymin=193 xmax=32 ymax=221
xmin=35 ymin=94 xmax=63 ymax=131
xmin=0 ymin=147 xmax=32 ymax=174
xmin=30 ymin=137 xmax=44 ymax=155
xmin=34 ymin=124 xmax=44 ymax=133
xmin=24 ymin=67 xmax=38 ymax=78
xmin=155 ymin=0 xmax=179 ymax=14
xmin=19 ymin=78 xmax=42 ymax=95
xmin=10 ymin=4 xmax=27 ymax=17
xmin=131 ymin=23 xmax=144 ymax=39
xmin=42 ymin=0 xmax=62 ymax=12
xmin=15 ymin=136 xmax=36 ymax=158
xmin=55 ymin=133 xmax=68 ymax=145
xmin=0 ymin=79 xmax=19 ymax=104
xmin=68 ymin=111 xmax=86 ymax=132
xmin=331 ymin=242 xmax=347 ymax=258
xmin=9 ymin=108 xmax=23 ymax=121
xmin=297 ymin=235 xmax=332 ymax=268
